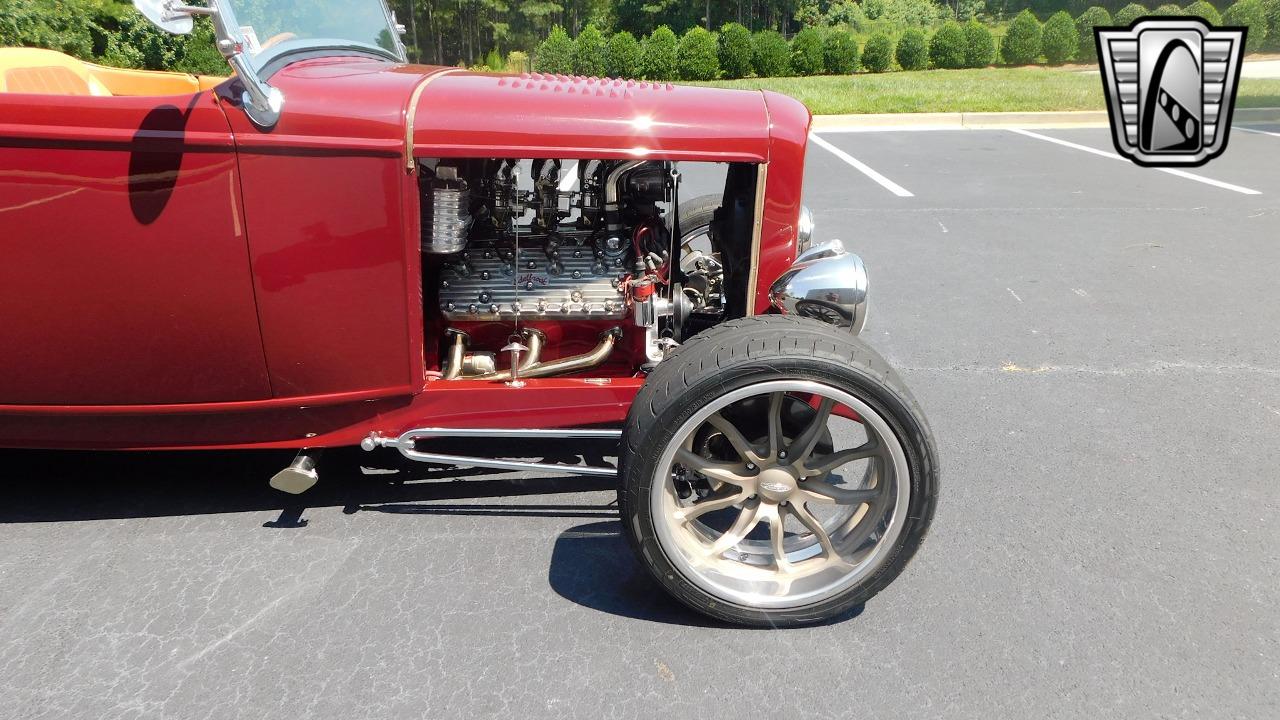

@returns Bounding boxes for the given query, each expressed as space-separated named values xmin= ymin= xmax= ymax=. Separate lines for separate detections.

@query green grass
xmin=691 ymin=67 xmax=1280 ymax=115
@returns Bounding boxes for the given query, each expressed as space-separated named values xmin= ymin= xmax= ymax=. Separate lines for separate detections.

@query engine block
xmin=438 ymin=238 xmax=630 ymax=320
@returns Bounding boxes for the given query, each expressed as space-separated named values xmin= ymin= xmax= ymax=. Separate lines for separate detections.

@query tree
xmin=962 ymin=19 xmax=996 ymax=68
xmin=1183 ymin=1 xmax=1222 ymax=25
xmin=0 ymin=0 xmax=101 ymax=59
xmin=677 ymin=26 xmax=719 ymax=80
xmin=605 ymin=30 xmax=642 ymax=78
xmin=862 ymin=31 xmax=895 ymax=72
xmin=1075 ymin=7 xmax=1112 ymax=62
xmin=752 ymin=29 xmax=791 ymax=77
xmin=1002 ymin=10 xmax=1042 ymax=65
xmin=641 ymin=25 xmax=678 ymax=80
xmin=1113 ymin=4 xmax=1150 ymax=26
xmin=791 ymin=27 xmax=825 ymax=75
xmin=1155 ymin=3 xmax=1185 ymax=13
xmin=534 ymin=25 xmax=574 ymax=73
xmin=572 ymin=24 xmax=606 ymax=76
xmin=719 ymin=22 xmax=754 ymax=79
xmin=1224 ymin=0 xmax=1269 ymax=51
xmin=823 ymin=31 xmax=861 ymax=74
xmin=929 ymin=21 xmax=966 ymax=69
xmin=1042 ymin=11 xmax=1079 ymax=64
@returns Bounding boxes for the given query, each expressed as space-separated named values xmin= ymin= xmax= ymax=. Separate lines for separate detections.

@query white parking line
xmin=809 ymin=133 xmax=914 ymax=197
xmin=1008 ymin=128 xmax=1262 ymax=196
xmin=1238 ymin=126 xmax=1280 ymax=138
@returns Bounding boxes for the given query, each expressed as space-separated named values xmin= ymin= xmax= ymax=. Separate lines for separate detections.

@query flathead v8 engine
xmin=419 ymin=156 xmax=731 ymax=377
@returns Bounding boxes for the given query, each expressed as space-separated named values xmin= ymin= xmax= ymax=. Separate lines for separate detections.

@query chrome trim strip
xmin=745 ymin=163 xmax=767 ymax=314
xmin=405 ymin=69 xmax=458 ymax=172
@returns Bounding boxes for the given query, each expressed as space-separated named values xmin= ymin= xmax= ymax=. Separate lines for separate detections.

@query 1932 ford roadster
xmin=0 ymin=0 xmax=938 ymax=626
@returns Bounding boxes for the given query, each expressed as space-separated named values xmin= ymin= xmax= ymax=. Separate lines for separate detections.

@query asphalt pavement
xmin=2 ymin=124 xmax=1278 ymax=719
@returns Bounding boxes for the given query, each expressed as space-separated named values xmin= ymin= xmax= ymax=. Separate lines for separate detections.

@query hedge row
xmin=534 ymin=20 xmax=1001 ymax=79
xmin=525 ymin=0 xmax=1279 ymax=79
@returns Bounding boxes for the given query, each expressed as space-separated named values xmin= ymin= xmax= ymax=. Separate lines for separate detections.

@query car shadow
xmin=0 ymin=448 xmax=866 ymax=628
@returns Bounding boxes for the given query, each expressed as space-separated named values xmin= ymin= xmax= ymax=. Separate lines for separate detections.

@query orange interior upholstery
xmin=0 ymin=47 xmax=228 ymax=97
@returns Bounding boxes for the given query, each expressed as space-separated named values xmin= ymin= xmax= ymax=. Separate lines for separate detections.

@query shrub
xmin=505 ymin=50 xmax=530 ymax=74
xmin=1224 ymin=0 xmax=1269 ymax=51
xmin=963 ymin=19 xmax=996 ymax=68
xmin=752 ymin=29 xmax=791 ymax=76
xmin=828 ymin=1 xmax=870 ymax=31
xmin=863 ymin=31 xmax=895 ymax=72
xmin=1183 ymin=0 xmax=1222 ymax=24
xmin=884 ymin=0 xmax=948 ymax=28
xmin=718 ymin=22 xmax=754 ymax=78
xmin=864 ymin=0 xmax=888 ymax=20
xmin=1075 ymin=7 xmax=1112 ymax=62
xmin=1265 ymin=0 xmax=1280 ymax=49
xmin=823 ymin=30 xmax=861 ymax=73
xmin=677 ymin=26 xmax=719 ymax=80
xmin=604 ymin=31 xmax=640 ymax=77
xmin=1114 ymin=3 xmax=1149 ymax=25
xmin=1002 ymin=9 xmax=1043 ymax=64
xmin=641 ymin=25 xmax=678 ymax=80
xmin=1042 ymin=11 xmax=1079 ymax=63
xmin=959 ymin=0 xmax=986 ymax=20
xmin=534 ymin=25 xmax=574 ymax=74
xmin=791 ymin=27 xmax=825 ymax=75
xmin=896 ymin=28 xmax=928 ymax=70
xmin=572 ymin=24 xmax=606 ymax=76
xmin=929 ymin=21 xmax=967 ymax=68
xmin=1154 ymin=3 xmax=1185 ymax=13
xmin=0 ymin=0 xmax=100 ymax=59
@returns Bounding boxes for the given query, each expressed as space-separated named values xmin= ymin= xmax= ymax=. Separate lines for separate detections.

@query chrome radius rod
xmin=361 ymin=427 xmax=624 ymax=477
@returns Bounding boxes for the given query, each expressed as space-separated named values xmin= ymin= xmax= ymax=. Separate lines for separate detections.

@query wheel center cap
xmin=756 ymin=466 xmax=798 ymax=502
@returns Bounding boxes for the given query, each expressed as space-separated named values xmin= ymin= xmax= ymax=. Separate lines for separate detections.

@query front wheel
xmin=618 ymin=315 xmax=938 ymax=627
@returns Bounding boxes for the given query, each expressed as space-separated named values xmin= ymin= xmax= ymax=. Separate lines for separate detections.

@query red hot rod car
xmin=0 ymin=0 xmax=938 ymax=626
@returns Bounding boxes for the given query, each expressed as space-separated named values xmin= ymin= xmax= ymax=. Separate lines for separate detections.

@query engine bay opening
xmin=417 ymin=157 xmax=758 ymax=382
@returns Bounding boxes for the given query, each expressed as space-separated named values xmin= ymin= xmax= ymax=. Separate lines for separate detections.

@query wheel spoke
xmin=802 ymin=479 xmax=880 ymax=505
xmin=706 ymin=500 xmax=761 ymax=556
xmin=804 ymin=440 xmax=879 ymax=477
xmin=675 ymin=486 xmax=745 ymax=522
xmin=705 ymin=413 xmax=764 ymax=465
xmin=766 ymin=506 xmax=791 ymax=571
xmin=674 ymin=448 xmax=749 ymax=487
xmin=789 ymin=397 xmax=834 ymax=465
xmin=790 ymin=501 xmax=837 ymax=559
xmin=767 ymin=392 xmax=784 ymax=460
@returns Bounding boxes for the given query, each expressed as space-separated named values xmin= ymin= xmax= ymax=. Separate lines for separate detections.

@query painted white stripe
xmin=809 ymin=133 xmax=914 ymax=197
xmin=1237 ymin=126 xmax=1280 ymax=138
xmin=558 ymin=161 xmax=579 ymax=191
xmin=1008 ymin=128 xmax=1262 ymax=196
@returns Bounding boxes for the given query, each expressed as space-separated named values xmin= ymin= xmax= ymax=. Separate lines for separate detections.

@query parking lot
xmin=2 ymin=124 xmax=1278 ymax=719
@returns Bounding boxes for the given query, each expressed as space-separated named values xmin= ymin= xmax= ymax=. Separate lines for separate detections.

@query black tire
xmin=678 ymin=194 xmax=720 ymax=243
xmin=618 ymin=315 xmax=938 ymax=628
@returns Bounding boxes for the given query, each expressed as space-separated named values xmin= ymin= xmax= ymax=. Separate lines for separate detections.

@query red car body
xmin=0 ymin=58 xmax=809 ymax=450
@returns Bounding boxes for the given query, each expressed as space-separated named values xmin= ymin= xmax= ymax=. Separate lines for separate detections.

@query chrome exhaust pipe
xmin=442 ymin=329 xmax=468 ymax=380
xmin=269 ymin=448 xmax=322 ymax=495
xmin=474 ymin=327 xmax=620 ymax=381
xmin=518 ymin=328 xmax=546 ymax=373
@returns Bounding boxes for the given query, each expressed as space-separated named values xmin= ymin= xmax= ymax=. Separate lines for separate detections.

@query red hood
xmin=252 ymin=59 xmax=806 ymax=164
xmin=409 ymin=69 xmax=788 ymax=163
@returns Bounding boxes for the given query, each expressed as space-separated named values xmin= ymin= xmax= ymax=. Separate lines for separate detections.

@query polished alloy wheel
xmin=651 ymin=379 xmax=909 ymax=609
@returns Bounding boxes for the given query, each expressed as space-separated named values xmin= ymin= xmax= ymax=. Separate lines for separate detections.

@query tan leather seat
xmin=0 ymin=47 xmax=112 ymax=96
xmin=0 ymin=47 xmax=228 ymax=97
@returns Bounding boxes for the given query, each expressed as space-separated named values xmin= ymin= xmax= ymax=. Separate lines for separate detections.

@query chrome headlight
xmin=797 ymin=205 xmax=815 ymax=251
xmin=769 ymin=239 xmax=869 ymax=335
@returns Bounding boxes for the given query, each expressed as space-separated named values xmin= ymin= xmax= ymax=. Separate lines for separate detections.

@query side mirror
xmin=133 ymin=0 xmax=194 ymax=35
xmin=131 ymin=0 xmax=283 ymax=129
